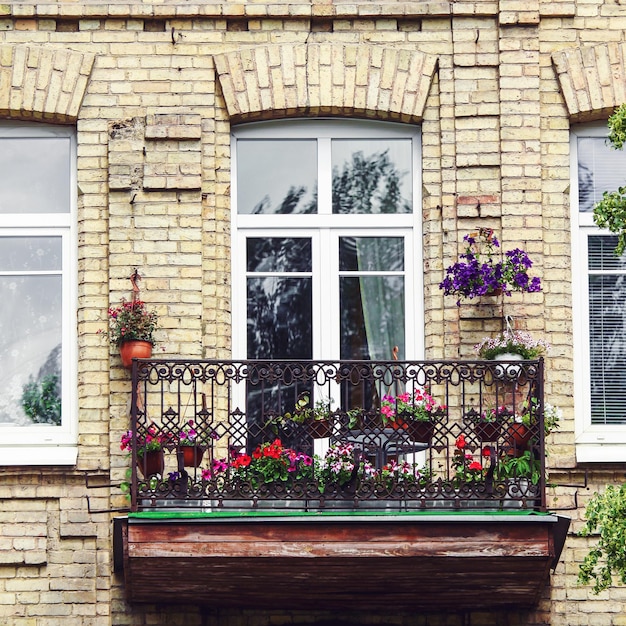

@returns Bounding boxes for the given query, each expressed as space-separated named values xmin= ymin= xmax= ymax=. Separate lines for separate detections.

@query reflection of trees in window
xmin=578 ymin=163 xmax=594 ymax=212
xmin=20 ymin=344 xmax=61 ymax=425
xmin=252 ymin=186 xmax=317 ymax=215
xmin=246 ymin=238 xmax=312 ymax=360
xmin=332 ymin=150 xmax=410 ymax=214
xmin=247 ymin=277 xmax=312 ymax=360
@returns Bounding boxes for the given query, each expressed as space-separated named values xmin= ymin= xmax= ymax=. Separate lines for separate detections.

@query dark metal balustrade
xmin=127 ymin=359 xmax=546 ymax=513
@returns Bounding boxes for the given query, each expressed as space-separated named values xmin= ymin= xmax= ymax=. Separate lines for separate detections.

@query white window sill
xmin=0 ymin=445 xmax=78 ymax=466
xmin=576 ymin=443 xmax=626 ymax=463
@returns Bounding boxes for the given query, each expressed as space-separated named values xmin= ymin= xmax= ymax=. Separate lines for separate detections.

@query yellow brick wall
xmin=0 ymin=0 xmax=622 ymax=623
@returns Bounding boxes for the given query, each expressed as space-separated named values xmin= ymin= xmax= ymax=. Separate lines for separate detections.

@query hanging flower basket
xmin=439 ymin=229 xmax=542 ymax=306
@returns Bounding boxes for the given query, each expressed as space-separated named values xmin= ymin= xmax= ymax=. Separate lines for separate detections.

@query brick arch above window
xmin=214 ymin=43 xmax=437 ymax=123
xmin=0 ymin=44 xmax=95 ymax=123
xmin=553 ymin=42 xmax=626 ymax=122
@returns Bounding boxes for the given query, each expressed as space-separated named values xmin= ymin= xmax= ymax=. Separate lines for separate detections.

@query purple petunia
xmin=439 ymin=231 xmax=542 ymax=305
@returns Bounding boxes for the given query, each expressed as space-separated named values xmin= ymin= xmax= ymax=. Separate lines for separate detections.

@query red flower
xmin=232 ymin=454 xmax=251 ymax=468
xmin=455 ymin=435 xmax=467 ymax=450
xmin=468 ymin=461 xmax=482 ymax=471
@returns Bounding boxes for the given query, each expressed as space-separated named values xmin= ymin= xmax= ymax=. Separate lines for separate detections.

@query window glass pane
xmin=340 ymin=275 xmax=405 ymax=361
xmin=332 ymin=139 xmax=412 ymax=214
xmin=588 ymin=273 xmax=626 ymax=424
xmin=237 ymin=140 xmax=317 ymax=214
xmin=578 ymin=137 xmax=626 ymax=213
xmin=0 ymin=237 xmax=63 ymax=271
xmin=339 ymin=236 xmax=404 ymax=272
xmin=247 ymin=238 xmax=312 ymax=273
xmin=339 ymin=237 xmax=405 ymax=360
xmin=247 ymin=277 xmax=312 ymax=359
xmin=0 ymin=275 xmax=62 ymax=426
xmin=0 ymin=138 xmax=70 ymax=214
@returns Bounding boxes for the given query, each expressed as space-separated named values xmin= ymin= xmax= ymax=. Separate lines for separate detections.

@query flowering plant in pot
xmin=120 ymin=423 xmax=169 ymax=477
xmin=103 ymin=298 xmax=159 ymax=368
xmin=380 ymin=389 xmax=446 ymax=442
xmin=465 ymin=405 xmax=514 ymax=441
xmin=381 ymin=390 xmax=446 ymax=425
xmin=226 ymin=439 xmax=315 ymax=487
xmin=452 ymin=435 xmax=485 ymax=484
xmin=272 ymin=393 xmax=335 ymax=439
xmin=474 ymin=329 xmax=550 ymax=360
xmin=439 ymin=228 xmax=542 ymax=305
xmin=379 ymin=459 xmax=431 ymax=491
xmin=176 ymin=419 xmax=215 ymax=468
xmin=316 ymin=442 xmax=376 ymax=491
xmin=517 ymin=397 xmax=562 ymax=437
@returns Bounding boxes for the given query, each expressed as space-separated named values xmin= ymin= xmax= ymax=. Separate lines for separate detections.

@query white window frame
xmin=571 ymin=122 xmax=626 ymax=462
xmin=231 ymin=119 xmax=424 ymax=364
xmin=0 ymin=121 xmax=78 ymax=466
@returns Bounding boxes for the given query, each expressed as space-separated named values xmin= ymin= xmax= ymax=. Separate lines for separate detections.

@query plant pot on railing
xmin=180 ymin=445 xmax=205 ymax=468
xmin=504 ymin=423 xmax=534 ymax=456
xmin=119 ymin=339 xmax=153 ymax=369
xmin=136 ymin=449 xmax=165 ymax=478
xmin=390 ymin=416 xmax=409 ymax=431
xmin=473 ymin=421 xmax=502 ymax=442
xmin=406 ymin=420 xmax=435 ymax=444
xmin=308 ymin=419 xmax=332 ymax=439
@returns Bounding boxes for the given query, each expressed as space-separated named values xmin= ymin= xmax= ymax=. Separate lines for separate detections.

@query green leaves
xmin=592 ymin=187 xmax=626 ymax=256
xmin=607 ymin=103 xmax=626 ymax=151
xmin=592 ymin=104 xmax=626 ymax=255
xmin=21 ymin=373 xmax=61 ymax=425
xmin=578 ymin=484 xmax=626 ymax=594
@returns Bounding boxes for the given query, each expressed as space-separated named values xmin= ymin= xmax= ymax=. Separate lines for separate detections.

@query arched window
xmin=231 ymin=119 xmax=424 ymax=422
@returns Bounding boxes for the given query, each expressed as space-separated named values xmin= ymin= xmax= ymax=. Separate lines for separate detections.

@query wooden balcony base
xmin=117 ymin=511 xmax=569 ymax=611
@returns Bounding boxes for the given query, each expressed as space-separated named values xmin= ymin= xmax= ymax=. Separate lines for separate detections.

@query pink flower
xmin=381 ymin=405 xmax=395 ymax=418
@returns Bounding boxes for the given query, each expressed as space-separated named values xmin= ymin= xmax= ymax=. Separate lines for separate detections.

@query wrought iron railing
xmin=127 ymin=359 xmax=546 ymax=513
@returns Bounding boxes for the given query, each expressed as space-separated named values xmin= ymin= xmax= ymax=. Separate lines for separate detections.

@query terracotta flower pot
xmin=504 ymin=423 xmax=534 ymax=456
xmin=136 ymin=449 xmax=164 ymax=477
xmin=119 ymin=340 xmax=153 ymax=369
xmin=391 ymin=417 xmax=409 ymax=430
xmin=181 ymin=445 xmax=205 ymax=468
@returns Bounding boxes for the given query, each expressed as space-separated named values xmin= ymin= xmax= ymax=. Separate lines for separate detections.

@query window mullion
xmin=318 ymin=137 xmax=332 ymax=216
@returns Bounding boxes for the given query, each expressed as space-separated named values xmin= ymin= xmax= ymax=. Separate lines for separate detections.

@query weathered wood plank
xmin=122 ymin=517 xmax=562 ymax=611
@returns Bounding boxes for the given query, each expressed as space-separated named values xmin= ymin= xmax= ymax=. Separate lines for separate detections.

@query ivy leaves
xmin=578 ymin=484 xmax=626 ymax=594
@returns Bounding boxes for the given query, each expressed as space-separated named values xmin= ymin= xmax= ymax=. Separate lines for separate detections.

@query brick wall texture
xmin=0 ymin=0 xmax=623 ymax=624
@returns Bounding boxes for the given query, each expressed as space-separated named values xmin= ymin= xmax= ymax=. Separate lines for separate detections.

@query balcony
xmin=116 ymin=358 xmax=569 ymax=611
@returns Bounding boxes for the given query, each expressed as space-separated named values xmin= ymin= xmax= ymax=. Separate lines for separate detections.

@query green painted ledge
xmin=128 ymin=509 xmax=550 ymax=520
